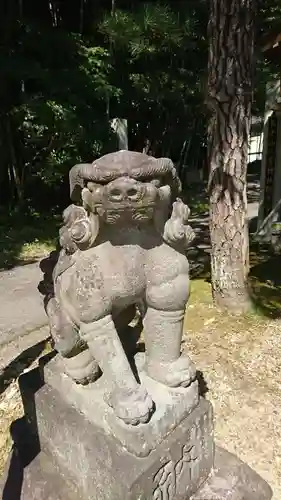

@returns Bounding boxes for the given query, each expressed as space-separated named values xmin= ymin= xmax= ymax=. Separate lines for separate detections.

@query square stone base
xmin=12 ymin=360 xmax=214 ymax=500
xmin=40 ymin=354 xmax=200 ymax=458
xmin=0 ymin=358 xmax=272 ymax=500
xmin=1 ymin=441 xmax=272 ymax=500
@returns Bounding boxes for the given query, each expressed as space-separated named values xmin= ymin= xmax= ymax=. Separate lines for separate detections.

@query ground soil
xmin=184 ymin=279 xmax=281 ymax=500
xmin=0 ymin=279 xmax=280 ymax=498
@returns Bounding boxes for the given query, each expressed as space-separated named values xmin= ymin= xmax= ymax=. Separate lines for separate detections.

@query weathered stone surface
xmin=0 ymin=413 xmax=81 ymax=500
xmin=1 ymin=362 xmax=272 ymax=500
xmin=40 ymin=353 xmax=199 ymax=457
xmin=1 ymin=403 xmax=271 ymax=500
xmin=42 ymin=150 xmax=197 ymax=426
xmin=18 ymin=367 xmax=213 ymax=500
xmin=192 ymin=446 xmax=272 ymax=500
xmin=2 ymin=448 xmax=81 ymax=500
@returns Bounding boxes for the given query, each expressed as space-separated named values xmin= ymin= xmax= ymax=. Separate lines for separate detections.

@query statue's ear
xmin=81 ymin=188 xmax=92 ymax=211
xmin=88 ymin=212 xmax=100 ymax=245
xmin=158 ymin=185 xmax=171 ymax=202
xmin=69 ymin=162 xmax=93 ymax=202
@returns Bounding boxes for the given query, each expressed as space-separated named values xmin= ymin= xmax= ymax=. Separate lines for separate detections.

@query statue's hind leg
xmin=46 ymin=296 xmax=100 ymax=384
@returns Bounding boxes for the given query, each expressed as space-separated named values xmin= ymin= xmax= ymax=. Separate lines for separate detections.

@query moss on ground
xmin=0 ymin=213 xmax=59 ymax=270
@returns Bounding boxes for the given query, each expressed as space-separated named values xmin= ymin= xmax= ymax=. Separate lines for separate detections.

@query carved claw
xmin=106 ymin=385 xmax=154 ymax=426
xmin=163 ymin=220 xmax=195 ymax=248
xmin=163 ymin=198 xmax=195 ymax=248
xmin=170 ymin=198 xmax=190 ymax=222
xmin=183 ymin=225 xmax=196 ymax=247
xmin=63 ymin=349 xmax=101 ymax=385
xmin=147 ymin=355 xmax=197 ymax=388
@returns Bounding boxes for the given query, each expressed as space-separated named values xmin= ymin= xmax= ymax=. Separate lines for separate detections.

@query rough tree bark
xmin=207 ymin=0 xmax=256 ymax=313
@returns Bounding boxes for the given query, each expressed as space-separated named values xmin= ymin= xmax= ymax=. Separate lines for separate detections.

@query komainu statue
xmin=45 ymin=150 xmax=196 ymax=426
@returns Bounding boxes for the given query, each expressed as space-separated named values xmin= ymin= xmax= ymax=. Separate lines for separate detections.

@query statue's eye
xmin=87 ymin=182 xmax=100 ymax=192
xmin=151 ymin=179 xmax=161 ymax=188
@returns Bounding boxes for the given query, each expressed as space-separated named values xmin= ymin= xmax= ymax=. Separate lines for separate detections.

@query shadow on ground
xmin=0 ymin=340 xmax=50 ymax=395
xmin=188 ymin=236 xmax=281 ymax=319
xmin=2 ymin=416 xmax=39 ymax=500
xmin=247 ymin=171 xmax=261 ymax=204
xmin=183 ymin=183 xmax=211 ymax=281
xmin=248 ymin=243 xmax=281 ymax=318
xmin=1 ymin=366 xmax=46 ymax=500
xmin=183 ymin=182 xmax=281 ymax=319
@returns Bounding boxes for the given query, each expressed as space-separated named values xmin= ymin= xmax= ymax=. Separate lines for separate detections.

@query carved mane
xmin=69 ymin=151 xmax=181 ymax=202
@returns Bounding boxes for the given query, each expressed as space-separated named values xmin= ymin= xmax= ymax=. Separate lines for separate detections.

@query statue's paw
xmin=147 ymin=355 xmax=196 ymax=388
xmin=184 ymin=225 xmax=196 ymax=247
xmin=163 ymin=219 xmax=185 ymax=244
xmin=107 ymin=385 xmax=154 ymax=426
xmin=63 ymin=349 xmax=100 ymax=385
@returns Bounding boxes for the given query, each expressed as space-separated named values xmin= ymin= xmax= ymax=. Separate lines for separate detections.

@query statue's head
xmin=69 ymin=151 xmax=181 ymax=226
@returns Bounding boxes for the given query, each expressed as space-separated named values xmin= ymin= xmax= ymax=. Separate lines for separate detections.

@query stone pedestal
xmin=22 ymin=355 xmax=213 ymax=500
xmin=1 ymin=355 xmax=272 ymax=500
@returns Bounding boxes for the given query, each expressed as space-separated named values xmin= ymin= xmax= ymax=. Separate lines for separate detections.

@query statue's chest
xmin=86 ymin=243 xmax=146 ymax=302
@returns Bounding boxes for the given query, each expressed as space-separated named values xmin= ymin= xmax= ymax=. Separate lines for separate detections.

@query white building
xmin=256 ymin=32 xmax=281 ymax=241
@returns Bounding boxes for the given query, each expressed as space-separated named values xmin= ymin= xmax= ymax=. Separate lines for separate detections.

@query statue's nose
xmin=108 ymin=179 xmax=142 ymax=202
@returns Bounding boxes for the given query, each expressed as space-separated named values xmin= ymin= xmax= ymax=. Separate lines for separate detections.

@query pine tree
xmin=207 ymin=0 xmax=256 ymax=312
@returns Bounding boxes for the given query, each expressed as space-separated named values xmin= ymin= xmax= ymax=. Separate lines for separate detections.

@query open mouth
xmin=106 ymin=202 xmax=155 ymax=211
xmin=104 ymin=204 xmax=155 ymax=223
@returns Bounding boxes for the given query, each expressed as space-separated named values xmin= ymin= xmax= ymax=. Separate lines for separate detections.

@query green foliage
xmin=100 ymin=3 xmax=208 ymax=159
xmin=257 ymin=0 xmax=281 ymax=34
xmin=0 ymin=210 xmax=58 ymax=269
xmin=101 ymin=4 xmax=185 ymax=53
xmin=0 ymin=0 xmax=280 ymax=214
xmin=0 ymin=18 xmax=118 ymax=209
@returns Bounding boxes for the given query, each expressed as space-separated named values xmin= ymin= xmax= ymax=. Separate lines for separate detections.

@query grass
xmin=248 ymin=242 xmax=281 ymax=318
xmin=185 ymin=278 xmax=268 ymax=335
xmin=0 ymin=212 xmax=59 ymax=270
xmin=188 ymin=240 xmax=281 ymax=320
xmin=183 ymin=183 xmax=209 ymax=216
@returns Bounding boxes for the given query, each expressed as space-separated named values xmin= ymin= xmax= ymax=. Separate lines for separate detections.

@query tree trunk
xmin=79 ymin=0 xmax=84 ymax=34
xmin=6 ymin=116 xmax=25 ymax=208
xmin=207 ymin=0 xmax=255 ymax=313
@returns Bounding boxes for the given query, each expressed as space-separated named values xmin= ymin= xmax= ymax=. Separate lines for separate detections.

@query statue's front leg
xmin=144 ymin=250 xmax=196 ymax=388
xmin=80 ymin=315 xmax=153 ymax=425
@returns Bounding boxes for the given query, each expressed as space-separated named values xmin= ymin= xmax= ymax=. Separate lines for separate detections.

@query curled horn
xmin=69 ymin=163 xmax=94 ymax=202
xmin=156 ymin=158 xmax=182 ymax=201
xmin=69 ymin=163 xmax=115 ymax=202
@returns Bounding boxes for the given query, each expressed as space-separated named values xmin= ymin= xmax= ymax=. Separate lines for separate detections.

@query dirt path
xmin=0 ymin=263 xmax=47 ymax=347
xmin=187 ymin=324 xmax=281 ymax=499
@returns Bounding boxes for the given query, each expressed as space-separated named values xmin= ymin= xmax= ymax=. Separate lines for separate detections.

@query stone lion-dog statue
xmin=44 ymin=150 xmax=196 ymax=426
